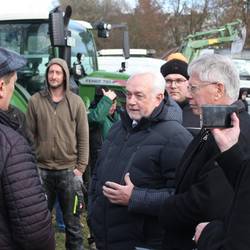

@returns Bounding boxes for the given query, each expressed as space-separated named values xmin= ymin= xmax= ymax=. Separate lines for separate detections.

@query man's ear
xmin=214 ymin=82 xmax=225 ymax=100
xmin=156 ymin=93 xmax=164 ymax=104
xmin=0 ymin=79 xmax=5 ymax=98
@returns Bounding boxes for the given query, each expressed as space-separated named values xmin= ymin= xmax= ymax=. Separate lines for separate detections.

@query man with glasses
xmin=161 ymin=53 xmax=200 ymax=135
xmin=159 ymin=54 xmax=250 ymax=250
xmin=89 ymin=71 xmax=192 ymax=250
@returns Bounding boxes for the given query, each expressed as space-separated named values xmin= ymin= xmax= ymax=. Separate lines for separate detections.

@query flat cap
xmin=0 ymin=48 xmax=26 ymax=78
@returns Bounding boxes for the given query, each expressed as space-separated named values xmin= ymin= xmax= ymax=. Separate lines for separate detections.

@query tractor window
xmin=0 ymin=28 xmax=20 ymax=52
xmin=69 ymin=21 xmax=98 ymax=75
xmin=0 ymin=21 xmax=98 ymax=95
xmin=0 ymin=22 xmax=50 ymax=95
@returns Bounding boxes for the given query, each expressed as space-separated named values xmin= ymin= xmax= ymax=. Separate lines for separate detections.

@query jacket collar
xmin=121 ymin=97 xmax=174 ymax=131
xmin=0 ymin=106 xmax=19 ymax=131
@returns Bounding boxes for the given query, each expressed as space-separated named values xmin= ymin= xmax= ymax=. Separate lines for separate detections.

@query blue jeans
xmin=55 ymin=197 xmax=65 ymax=230
xmin=39 ymin=168 xmax=84 ymax=250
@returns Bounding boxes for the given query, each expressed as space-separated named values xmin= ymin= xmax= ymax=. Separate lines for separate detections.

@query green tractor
xmin=0 ymin=4 xmax=129 ymax=112
xmin=179 ymin=19 xmax=246 ymax=62
xmin=178 ymin=19 xmax=250 ymax=90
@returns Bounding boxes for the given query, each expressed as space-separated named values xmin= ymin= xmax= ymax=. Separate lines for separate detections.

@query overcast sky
xmin=126 ymin=0 xmax=137 ymax=8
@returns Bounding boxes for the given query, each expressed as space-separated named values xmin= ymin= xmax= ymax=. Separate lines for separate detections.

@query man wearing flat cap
xmin=161 ymin=53 xmax=200 ymax=135
xmin=0 ymin=48 xmax=55 ymax=249
xmin=0 ymin=47 xmax=31 ymax=141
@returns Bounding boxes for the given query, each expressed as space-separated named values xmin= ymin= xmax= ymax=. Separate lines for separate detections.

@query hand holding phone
xmin=211 ymin=112 xmax=240 ymax=152
xmin=201 ymin=104 xmax=238 ymax=128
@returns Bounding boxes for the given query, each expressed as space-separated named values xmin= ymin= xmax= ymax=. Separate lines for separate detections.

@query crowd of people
xmin=0 ymin=46 xmax=249 ymax=250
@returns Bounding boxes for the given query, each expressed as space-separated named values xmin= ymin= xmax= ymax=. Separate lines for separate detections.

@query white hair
xmin=188 ymin=54 xmax=240 ymax=101
xmin=127 ymin=70 xmax=166 ymax=94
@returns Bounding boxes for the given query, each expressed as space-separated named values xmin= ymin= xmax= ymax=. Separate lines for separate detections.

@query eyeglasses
xmin=165 ymin=78 xmax=187 ymax=86
xmin=188 ymin=82 xmax=218 ymax=94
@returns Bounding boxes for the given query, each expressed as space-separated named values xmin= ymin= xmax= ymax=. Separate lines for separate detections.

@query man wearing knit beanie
xmin=160 ymin=53 xmax=200 ymax=135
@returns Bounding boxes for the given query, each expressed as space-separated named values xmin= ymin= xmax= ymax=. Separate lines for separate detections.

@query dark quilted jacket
xmin=0 ymin=123 xmax=55 ymax=250
xmin=89 ymin=97 xmax=193 ymax=250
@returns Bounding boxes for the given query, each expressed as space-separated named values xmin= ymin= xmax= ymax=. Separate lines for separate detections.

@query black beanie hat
xmin=160 ymin=59 xmax=189 ymax=80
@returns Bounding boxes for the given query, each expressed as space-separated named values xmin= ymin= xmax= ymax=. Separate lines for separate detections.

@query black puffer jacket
xmin=89 ymin=97 xmax=192 ymax=250
xmin=0 ymin=123 xmax=55 ymax=250
xmin=0 ymin=105 xmax=32 ymax=143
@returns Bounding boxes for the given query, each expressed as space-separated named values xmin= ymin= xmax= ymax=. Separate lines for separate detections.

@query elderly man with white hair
xmin=160 ymin=54 xmax=250 ymax=250
xmin=88 ymin=71 xmax=192 ymax=250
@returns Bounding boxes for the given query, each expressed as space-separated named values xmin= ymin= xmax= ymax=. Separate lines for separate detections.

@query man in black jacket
xmin=0 ymin=47 xmax=55 ymax=249
xmin=194 ymin=112 xmax=250 ymax=250
xmin=161 ymin=53 xmax=200 ymax=135
xmin=89 ymin=71 xmax=192 ymax=250
xmin=160 ymin=53 xmax=250 ymax=250
xmin=0 ymin=48 xmax=31 ymax=142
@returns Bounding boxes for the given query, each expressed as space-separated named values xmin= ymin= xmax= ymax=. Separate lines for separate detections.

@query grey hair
xmin=188 ymin=54 xmax=240 ymax=101
xmin=127 ymin=70 xmax=166 ymax=94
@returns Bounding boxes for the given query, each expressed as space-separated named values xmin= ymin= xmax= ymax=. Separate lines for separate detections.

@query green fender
xmin=79 ymin=70 xmax=129 ymax=106
xmin=11 ymin=83 xmax=30 ymax=113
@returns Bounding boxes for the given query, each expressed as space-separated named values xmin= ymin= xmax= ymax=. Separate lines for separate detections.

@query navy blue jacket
xmin=0 ymin=123 xmax=55 ymax=250
xmin=89 ymin=97 xmax=192 ymax=250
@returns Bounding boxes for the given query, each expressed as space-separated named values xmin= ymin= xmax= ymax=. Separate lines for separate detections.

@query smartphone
xmin=201 ymin=104 xmax=238 ymax=128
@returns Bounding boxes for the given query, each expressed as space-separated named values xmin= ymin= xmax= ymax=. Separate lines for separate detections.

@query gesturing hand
xmin=102 ymin=173 xmax=134 ymax=206
xmin=102 ymin=88 xmax=117 ymax=101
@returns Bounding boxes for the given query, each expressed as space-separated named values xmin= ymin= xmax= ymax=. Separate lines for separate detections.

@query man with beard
xmin=26 ymin=58 xmax=89 ymax=250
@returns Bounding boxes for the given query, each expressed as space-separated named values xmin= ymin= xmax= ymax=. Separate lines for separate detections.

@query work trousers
xmin=39 ymin=168 xmax=84 ymax=250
